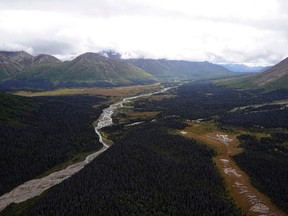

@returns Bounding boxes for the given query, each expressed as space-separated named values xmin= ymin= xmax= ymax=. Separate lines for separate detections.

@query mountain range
xmin=2 ymin=50 xmax=286 ymax=91
xmin=0 ymin=51 xmax=157 ymax=90
xmin=0 ymin=50 xmax=236 ymax=90
xmin=0 ymin=51 xmax=61 ymax=80
xmin=217 ymin=57 xmax=288 ymax=90
xmin=221 ymin=64 xmax=270 ymax=73
xmin=99 ymin=50 xmax=235 ymax=80
xmin=124 ymin=59 xmax=233 ymax=80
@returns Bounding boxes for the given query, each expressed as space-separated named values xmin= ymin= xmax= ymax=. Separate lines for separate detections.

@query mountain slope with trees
xmin=29 ymin=119 xmax=242 ymax=215
xmin=0 ymin=93 xmax=105 ymax=196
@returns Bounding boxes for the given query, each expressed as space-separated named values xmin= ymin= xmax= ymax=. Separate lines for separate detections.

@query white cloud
xmin=0 ymin=0 xmax=287 ymax=65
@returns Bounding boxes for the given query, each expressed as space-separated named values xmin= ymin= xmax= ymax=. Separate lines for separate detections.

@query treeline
xmin=134 ymin=83 xmax=288 ymax=120
xmin=233 ymin=134 xmax=288 ymax=213
xmin=0 ymin=94 xmax=106 ymax=196
xmin=29 ymin=120 xmax=242 ymax=215
xmin=220 ymin=105 xmax=288 ymax=128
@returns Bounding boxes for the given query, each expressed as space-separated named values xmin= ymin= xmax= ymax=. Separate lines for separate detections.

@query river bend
xmin=0 ymin=87 xmax=172 ymax=211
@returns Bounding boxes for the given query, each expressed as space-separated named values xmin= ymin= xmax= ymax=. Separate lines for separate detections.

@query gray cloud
xmin=0 ymin=0 xmax=157 ymax=18
xmin=23 ymin=40 xmax=74 ymax=55
xmin=0 ymin=0 xmax=288 ymax=65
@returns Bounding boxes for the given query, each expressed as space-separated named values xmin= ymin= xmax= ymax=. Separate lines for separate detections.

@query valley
xmin=1 ymin=0 xmax=288 ymax=215
xmin=1 ymin=51 xmax=288 ymax=215
xmin=0 ymin=85 xmax=172 ymax=212
xmin=1 ymin=81 xmax=287 ymax=215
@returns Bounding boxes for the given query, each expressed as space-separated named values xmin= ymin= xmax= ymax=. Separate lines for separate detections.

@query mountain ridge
xmin=124 ymin=58 xmax=234 ymax=80
xmin=216 ymin=57 xmax=288 ymax=90
xmin=97 ymin=49 xmax=236 ymax=80
xmin=221 ymin=63 xmax=270 ymax=73
xmin=0 ymin=51 xmax=157 ymax=90
xmin=0 ymin=51 xmax=61 ymax=81
xmin=0 ymin=50 xmax=254 ymax=91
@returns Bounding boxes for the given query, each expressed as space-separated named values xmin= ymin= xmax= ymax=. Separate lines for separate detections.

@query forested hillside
xmin=134 ymin=83 xmax=288 ymax=120
xmin=29 ymin=119 xmax=242 ymax=215
xmin=0 ymin=93 xmax=106 ymax=196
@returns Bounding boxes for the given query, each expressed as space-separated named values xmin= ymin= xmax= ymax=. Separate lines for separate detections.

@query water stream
xmin=0 ymin=86 xmax=173 ymax=212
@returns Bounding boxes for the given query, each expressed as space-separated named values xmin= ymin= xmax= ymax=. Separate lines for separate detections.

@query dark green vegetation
xmin=127 ymin=83 xmax=288 ymax=213
xmin=216 ymin=57 xmax=288 ymax=90
xmin=28 ymin=118 xmax=242 ymax=216
xmin=134 ymin=83 xmax=288 ymax=120
xmin=233 ymin=134 xmax=288 ymax=213
xmin=220 ymin=103 xmax=288 ymax=128
xmin=0 ymin=93 xmax=39 ymax=126
xmin=125 ymin=58 xmax=234 ymax=80
xmin=2 ymin=82 xmax=288 ymax=215
xmin=0 ymin=93 xmax=105 ymax=196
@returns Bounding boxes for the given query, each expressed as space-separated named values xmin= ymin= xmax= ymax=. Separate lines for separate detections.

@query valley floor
xmin=1 ymin=82 xmax=288 ymax=215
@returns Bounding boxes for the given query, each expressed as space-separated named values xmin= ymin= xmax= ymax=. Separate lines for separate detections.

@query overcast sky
xmin=0 ymin=0 xmax=287 ymax=65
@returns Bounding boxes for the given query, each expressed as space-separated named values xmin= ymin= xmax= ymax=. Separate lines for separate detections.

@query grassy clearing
xmin=213 ymin=76 xmax=256 ymax=90
xmin=146 ymin=94 xmax=176 ymax=101
xmin=126 ymin=111 xmax=160 ymax=120
xmin=14 ymin=83 xmax=162 ymax=97
xmin=171 ymin=121 xmax=242 ymax=155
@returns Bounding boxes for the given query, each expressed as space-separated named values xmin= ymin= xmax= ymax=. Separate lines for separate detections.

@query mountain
xmin=0 ymin=51 xmax=61 ymax=81
xmin=1 ymin=50 xmax=241 ymax=91
xmin=0 ymin=51 xmax=33 ymax=80
xmin=51 ymin=52 xmax=156 ymax=85
xmin=98 ymin=50 xmax=122 ymax=60
xmin=97 ymin=49 xmax=235 ymax=80
xmin=216 ymin=57 xmax=288 ymax=90
xmin=253 ymin=57 xmax=288 ymax=88
xmin=221 ymin=64 xmax=270 ymax=73
xmin=1 ymin=52 xmax=157 ymax=90
xmin=124 ymin=58 xmax=234 ymax=80
xmin=32 ymin=54 xmax=62 ymax=65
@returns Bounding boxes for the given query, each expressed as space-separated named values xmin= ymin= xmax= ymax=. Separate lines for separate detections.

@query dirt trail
xmin=179 ymin=124 xmax=286 ymax=216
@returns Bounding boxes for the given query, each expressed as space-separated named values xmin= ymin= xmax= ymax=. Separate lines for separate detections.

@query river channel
xmin=0 ymin=87 xmax=172 ymax=212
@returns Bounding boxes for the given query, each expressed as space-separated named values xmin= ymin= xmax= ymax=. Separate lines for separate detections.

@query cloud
xmin=24 ymin=40 xmax=73 ymax=55
xmin=0 ymin=0 xmax=287 ymax=65
xmin=0 ymin=0 xmax=156 ymax=18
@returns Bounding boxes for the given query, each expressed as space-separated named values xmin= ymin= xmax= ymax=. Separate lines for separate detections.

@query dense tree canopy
xmin=30 ymin=120 xmax=241 ymax=215
xmin=0 ymin=94 xmax=105 ymax=196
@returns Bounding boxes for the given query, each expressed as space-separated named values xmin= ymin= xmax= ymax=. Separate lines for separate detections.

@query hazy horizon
xmin=1 ymin=0 xmax=288 ymax=66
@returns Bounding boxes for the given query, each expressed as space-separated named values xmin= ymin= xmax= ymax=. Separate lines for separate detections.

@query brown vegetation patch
xmin=14 ymin=83 xmax=161 ymax=97
xmin=175 ymin=121 xmax=285 ymax=216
